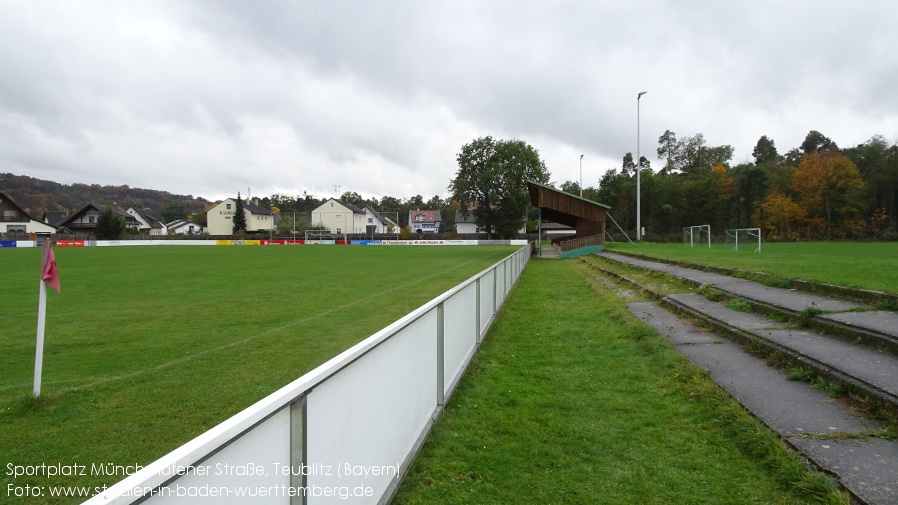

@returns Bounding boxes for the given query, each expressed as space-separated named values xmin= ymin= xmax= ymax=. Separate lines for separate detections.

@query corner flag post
xmin=34 ymin=241 xmax=60 ymax=398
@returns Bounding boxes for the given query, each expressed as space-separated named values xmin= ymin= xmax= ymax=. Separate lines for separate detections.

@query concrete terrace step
xmin=629 ymin=302 xmax=898 ymax=505
xmin=597 ymin=252 xmax=898 ymax=355
xmin=536 ymin=245 xmax=560 ymax=258
xmin=665 ymin=293 xmax=898 ymax=407
xmin=580 ymin=252 xmax=898 ymax=504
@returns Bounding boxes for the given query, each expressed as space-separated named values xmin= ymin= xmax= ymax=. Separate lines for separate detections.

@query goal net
xmin=725 ymin=228 xmax=762 ymax=252
xmin=304 ymin=229 xmax=345 ymax=243
xmin=682 ymin=225 xmax=711 ymax=248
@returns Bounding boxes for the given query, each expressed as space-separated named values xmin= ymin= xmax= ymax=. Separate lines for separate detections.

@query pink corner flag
xmin=41 ymin=242 xmax=61 ymax=293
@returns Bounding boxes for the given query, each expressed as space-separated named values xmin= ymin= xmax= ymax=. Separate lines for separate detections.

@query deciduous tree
xmin=752 ymin=135 xmax=779 ymax=165
xmin=800 ymin=130 xmax=839 ymax=154
xmin=340 ymin=191 xmax=365 ymax=207
xmin=791 ymin=152 xmax=864 ymax=238
xmin=756 ymin=190 xmax=806 ymax=241
xmin=449 ymin=136 xmax=550 ymax=238
xmin=160 ymin=202 xmax=187 ymax=224
xmin=731 ymin=163 xmax=769 ymax=228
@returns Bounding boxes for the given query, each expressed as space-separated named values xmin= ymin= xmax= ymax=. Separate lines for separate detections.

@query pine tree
xmin=96 ymin=205 xmax=127 ymax=239
xmin=232 ymin=192 xmax=247 ymax=235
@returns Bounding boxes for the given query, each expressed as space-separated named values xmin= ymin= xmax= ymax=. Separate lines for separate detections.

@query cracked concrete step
xmin=790 ymin=437 xmax=898 ymax=505
xmin=713 ymin=281 xmax=863 ymax=313
xmin=666 ymin=293 xmax=898 ymax=406
xmin=596 ymin=251 xmax=898 ymax=354
xmin=628 ymin=301 xmax=898 ymax=505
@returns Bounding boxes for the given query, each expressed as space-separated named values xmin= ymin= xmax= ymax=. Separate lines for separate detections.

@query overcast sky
xmin=2 ymin=1 xmax=897 ymax=203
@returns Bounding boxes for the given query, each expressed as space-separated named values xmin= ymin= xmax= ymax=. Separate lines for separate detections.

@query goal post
xmin=304 ymin=229 xmax=346 ymax=243
xmin=682 ymin=225 xmax=711 ymax=248
xmin=725 ymin=228 xmax=762 ymax=252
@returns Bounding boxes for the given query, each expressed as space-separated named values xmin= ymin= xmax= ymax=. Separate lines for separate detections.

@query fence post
xmin=290 ymin=395 xmax=307 ymax=505
xmin=475 ymin=278 xmax=482 ymax=344
xmin=493 ymin=268 xmax=498 ymax=316
xmin=436 ymin=302 xmax=445 ymax=407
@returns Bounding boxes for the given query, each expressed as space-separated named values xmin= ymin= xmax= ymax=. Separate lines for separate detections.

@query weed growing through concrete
xmin=787 ymin=366 xmax=815 ymax=381
xmin=797 ymin=306 xmax=825 ymax=328
xmin=726 ymin=298 xmax=753 ymax=312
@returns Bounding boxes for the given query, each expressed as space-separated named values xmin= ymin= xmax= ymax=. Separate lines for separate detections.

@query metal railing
xmin=558 ymin=234 xmax=603 ymax=252
xmin=83 ymin=243 xmax=533 ymax=505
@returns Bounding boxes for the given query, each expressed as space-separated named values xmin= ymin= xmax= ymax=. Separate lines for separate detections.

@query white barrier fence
xmin=83 ymin=243 xmax=532 ymax=505
xmin=1 ymin=239 xmax=530 ymax=248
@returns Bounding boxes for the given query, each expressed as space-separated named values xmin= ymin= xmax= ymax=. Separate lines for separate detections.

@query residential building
xmin=362 ymin=205 xmax=399 ymax=234
xmin=41 ymin=211 xmax=67 ymax=228
xmin=454 ymin=210 xmax=526 ymax=235
xmin=0 ymin=191 xmax=57 ymax=234
xmin=455 ymin=211 xmax=478 ymax=234
xmin=206 ymin=197 xmax=277 ymax=236
xmin=57 ymin=203 xmax=140 ymax=234
xmin=310 ymin=199 xmax=366 ymax=235
xmin=166 ymin=219 xmax=203 ymax=235
xmin=125 ymin=206 xmax=166 ymax=236
xmin=409 ymin=209 xmax=441 ymax=234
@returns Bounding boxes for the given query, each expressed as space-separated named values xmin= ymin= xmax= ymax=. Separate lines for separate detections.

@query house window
xmin=89 ymin=216 xmax=96 ymax=224
xmin=330 ymin=202 xmax=334 ymax=208
xmin=368 ymin=218 xmax=373 ymax=223
xmin=226 ymin=204 xmax=232 ymax=210
xmin=336 ymin=215 xmax=342 ymax=221
xmin=336 ymin=228 xmax=342 ymax=234
xmin=415 ymin=214 xmax=425 ymax=222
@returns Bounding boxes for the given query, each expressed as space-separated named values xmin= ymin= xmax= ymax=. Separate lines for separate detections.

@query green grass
xmin=605 ymin=241 xmax=898 ymax=293
xmin=392 ymin=260 xmax=846 ymax=505
xmin=0 ymin=245 xmax=517 ymax=503
xmin=726 ymin=298 xmax=754 ymax=313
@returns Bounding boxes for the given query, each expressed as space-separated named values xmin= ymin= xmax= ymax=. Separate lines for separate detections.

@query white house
xmin=125 ymin=206 xmax=166 ymax=235
xmin=310 ymin=199 xmax=366 ymax=235
xmin=0 ymin=192 xmax=57 ymax=234
xmin=455 ymin=212 xmax=478 ymax=234
xmin=166 ymin=219 xmax=203 ymax=235
xmin=206 ymin=197 xmax=277 ymax=236
xmin=454 ymin=211 xmax=527 ymax=235
xmin=362 ymin=205 xmax=399 ymax=234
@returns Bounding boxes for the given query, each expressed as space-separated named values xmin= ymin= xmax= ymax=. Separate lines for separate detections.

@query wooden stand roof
xmin=527 ymin=180 xmax=609 ymax=242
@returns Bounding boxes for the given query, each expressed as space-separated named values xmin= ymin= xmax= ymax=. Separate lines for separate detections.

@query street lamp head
xmin=580 ymin=154 xmax=584 ymax=160
xmin=638 ymin=91 xmax=647 ymax=99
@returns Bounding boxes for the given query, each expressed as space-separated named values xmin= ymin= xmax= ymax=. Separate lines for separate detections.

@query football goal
xmin=682 ymin=225 xmax=711 ymax=248
xmin=725 ymin=228 xmax=762 ymax=252
xmin=304 ymin=229 xmax=346 ymax=243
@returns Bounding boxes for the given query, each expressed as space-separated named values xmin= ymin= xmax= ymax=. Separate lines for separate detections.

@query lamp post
xmin=579 ymin=154 xmax=584 ymax=197
xmin=636 ymin=91 xmax=647 ymax=240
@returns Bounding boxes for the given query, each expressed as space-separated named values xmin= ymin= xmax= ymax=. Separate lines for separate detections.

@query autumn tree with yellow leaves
xmin=791 ymin=152 xmax=865 ymax=239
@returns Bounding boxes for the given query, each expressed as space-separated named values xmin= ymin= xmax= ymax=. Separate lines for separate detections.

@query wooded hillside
xmin=0 ymin=172 xmax=211 ymax=221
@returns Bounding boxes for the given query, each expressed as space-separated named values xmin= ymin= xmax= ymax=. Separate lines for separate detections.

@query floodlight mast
xmin=636 ymin=91 xmax=647 ymax=240
xmin=579 ymin=154 xmax=584 ymax=197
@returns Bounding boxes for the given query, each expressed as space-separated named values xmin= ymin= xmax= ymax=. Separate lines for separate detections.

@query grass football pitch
xmin=606 ymin=241 xmax=898 ymax=294
xmin=0 ymin=244 xmax=518 ymax=502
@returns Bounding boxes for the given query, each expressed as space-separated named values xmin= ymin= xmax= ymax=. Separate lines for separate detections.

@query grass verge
xmin=391 ymin=259 xmax=847 ymax=505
